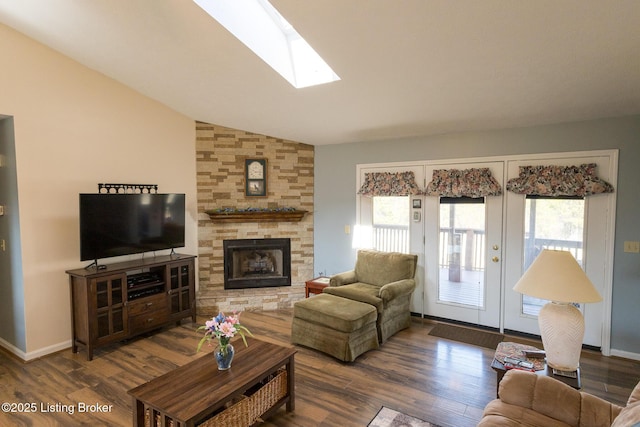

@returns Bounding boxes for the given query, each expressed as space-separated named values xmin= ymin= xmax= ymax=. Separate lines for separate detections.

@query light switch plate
xmin=623 ymin=241 xmax=640 ymax=253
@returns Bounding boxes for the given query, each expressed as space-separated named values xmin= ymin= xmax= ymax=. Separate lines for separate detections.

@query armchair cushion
xmin=323 ymin=283 xmax=383 ymax=312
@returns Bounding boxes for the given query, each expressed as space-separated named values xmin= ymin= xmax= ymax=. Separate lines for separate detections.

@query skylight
xmin=193 ymin=0 xmax=340 ymax=89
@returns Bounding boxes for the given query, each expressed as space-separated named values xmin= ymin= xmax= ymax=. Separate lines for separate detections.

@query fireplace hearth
xmin=223 ymin=238 xmax=291 ymax=289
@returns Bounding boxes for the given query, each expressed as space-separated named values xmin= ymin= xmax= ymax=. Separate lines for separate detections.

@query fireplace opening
xmin=223 ymin=238 xmax=291 ymax=289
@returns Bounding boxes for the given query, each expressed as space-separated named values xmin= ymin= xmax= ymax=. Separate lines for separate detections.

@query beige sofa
xmin=478 ymin=369 xmax=640 ymax=426
xmin=323 ymin=249 xmax=418 ymax=343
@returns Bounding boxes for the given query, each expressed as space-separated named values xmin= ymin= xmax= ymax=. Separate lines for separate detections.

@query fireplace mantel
xmin=205 ymin=209 xmax=308 ymax=223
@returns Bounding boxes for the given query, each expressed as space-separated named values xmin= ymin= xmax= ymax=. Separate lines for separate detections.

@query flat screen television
xmin=79 ymin=193 xmax=186 ymax=262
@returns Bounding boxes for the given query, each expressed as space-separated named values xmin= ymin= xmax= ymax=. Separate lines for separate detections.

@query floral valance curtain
xmin=424 ymin=168 xmax=502 ymax=198
xmin=506 ymin=163 xmax=614 ymax=197
xmin=357 ymin=171 xmax=422 ymax=197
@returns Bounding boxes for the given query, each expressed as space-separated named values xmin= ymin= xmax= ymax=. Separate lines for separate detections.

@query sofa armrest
xmin=498 ymin=370 xmax=620 ymax=427
xmin=329 ymin=271 xmax=357 ymax=287
xmin=379 ymin=279 xmax=416 ymax=302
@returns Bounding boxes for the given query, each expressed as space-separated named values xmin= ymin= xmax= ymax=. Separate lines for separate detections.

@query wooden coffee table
xmin=128 ymin=338 xmax=296 ymax=426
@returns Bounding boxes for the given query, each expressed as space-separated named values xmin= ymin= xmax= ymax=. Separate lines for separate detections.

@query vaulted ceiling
xmin=1 ymin=1 xmax=639 ymax=145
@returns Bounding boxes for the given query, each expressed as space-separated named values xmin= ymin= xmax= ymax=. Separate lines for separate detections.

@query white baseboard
xmin=610 ymin=348 xmax=640 ymax=362
xmin=0 ymin=336 xmax=71 ymax=361
xmin=0 ymin=336 xmax=27 ymax=360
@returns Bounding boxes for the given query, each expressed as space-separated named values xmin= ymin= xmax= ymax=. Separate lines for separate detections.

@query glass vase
xmin=214 ymin=343 xmax=234 ymax=370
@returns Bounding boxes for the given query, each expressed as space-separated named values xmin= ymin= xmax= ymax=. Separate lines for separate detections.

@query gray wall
xmin=0 ymin=116 xmax=26 ymax=352
xmin=314 ymin=115 xmax=640 ymax=355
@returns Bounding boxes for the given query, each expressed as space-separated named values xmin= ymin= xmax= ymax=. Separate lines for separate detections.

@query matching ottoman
xmin=291 ymin=293 xmax=379 ymax=362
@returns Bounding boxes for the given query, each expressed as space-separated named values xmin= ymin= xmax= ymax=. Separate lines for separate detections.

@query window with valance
xmin=506 ymin=163 xmax=614 ymax=197
xmin=424 ymin=168 xmax=502 ymax=198
xmin=357 ymin=171 xmax=422 ymax=196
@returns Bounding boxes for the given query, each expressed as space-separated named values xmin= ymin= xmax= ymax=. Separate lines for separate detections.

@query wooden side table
xmin=305 ymin=276 xmax=330 ymax=297
xmin=491 ymin=342 xmax=581 ymax=397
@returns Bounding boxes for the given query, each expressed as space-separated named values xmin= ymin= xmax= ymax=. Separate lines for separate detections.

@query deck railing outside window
xmin=372 ymin=224 xmax=409 ymax=253
xmin=371 ymin=225 xmax=582 ymax=272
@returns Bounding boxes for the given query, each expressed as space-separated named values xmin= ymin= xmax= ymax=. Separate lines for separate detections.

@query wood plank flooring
xmin=1 ymin=309 xmax=639 ymax=426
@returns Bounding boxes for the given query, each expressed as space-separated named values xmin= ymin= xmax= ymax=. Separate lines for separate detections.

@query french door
xmin=502 ymin=153 xmax=617 ymax=348
xmin=423 ymin=161 xmax=504 ymax=328
xmin=357 ymin=150 xmax=616 ymax=351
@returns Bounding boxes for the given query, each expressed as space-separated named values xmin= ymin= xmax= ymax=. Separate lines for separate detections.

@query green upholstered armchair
xmin=324 ymin=249 xmax=418 ymax=343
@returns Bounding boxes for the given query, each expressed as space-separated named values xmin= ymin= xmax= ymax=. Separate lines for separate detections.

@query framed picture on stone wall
xmin=245 ymin=158 xmax=267 ymax=197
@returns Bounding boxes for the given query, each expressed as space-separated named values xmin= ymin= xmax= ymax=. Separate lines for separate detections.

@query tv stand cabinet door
xmin=167 ymin=259 xmax=196 ymax=323
xmin=91 ymin=273 xmax=128 ymax=348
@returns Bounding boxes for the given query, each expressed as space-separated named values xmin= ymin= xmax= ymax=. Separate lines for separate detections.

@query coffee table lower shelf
xmin=129 ymin=338 xmax=296 ymax=427
xmin=198 ymin=369 xmax=287 ymax=427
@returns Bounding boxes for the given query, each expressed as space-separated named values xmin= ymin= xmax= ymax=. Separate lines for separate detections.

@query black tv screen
xmin=80 ymin=193 xmax=186 ymax=261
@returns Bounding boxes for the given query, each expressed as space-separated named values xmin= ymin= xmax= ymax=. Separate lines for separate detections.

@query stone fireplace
xmin=195 ymin=122 xmax=314 ymax=314
xmin=224 ymin=238 xmax=291 ymax=289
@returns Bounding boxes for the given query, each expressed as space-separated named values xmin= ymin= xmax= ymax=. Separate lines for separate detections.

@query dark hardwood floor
xmin=1 ymin=309 xmax=638 ymax=426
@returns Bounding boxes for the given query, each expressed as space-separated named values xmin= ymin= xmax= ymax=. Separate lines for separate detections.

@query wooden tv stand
xmin=66 ymin=254 xmax=196 ymax=360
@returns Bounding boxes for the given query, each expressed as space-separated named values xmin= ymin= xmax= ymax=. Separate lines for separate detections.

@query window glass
xmin=523 ymin=197 xmax=585 ymax=315
xmin=372 ymin=196 xmax=410 ymax=253
xmin=438 ymin=198 xmax=486 ymax=308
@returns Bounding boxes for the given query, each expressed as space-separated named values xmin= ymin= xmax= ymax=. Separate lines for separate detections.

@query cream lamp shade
xmin=513 ymin=249 xmax=602 ymax=370
xmin=513 ymin=249 xmax=602 ymax=303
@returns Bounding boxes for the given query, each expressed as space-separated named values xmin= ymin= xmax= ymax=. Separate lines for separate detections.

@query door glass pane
xmin=170 ymin=267 xmax=179 ymax=290
xmin=181 ymin=289 xmax=190 ymax=311
xmin=438 ymin=198 xmax=486 ymax=308
xmin=96 ymin=280 xmax=108 ymax=308
xmin=112 ymin=278 xmax=122 ymax=305
xmin=523 ymin=197 xmax=585 ymax=316
xmin=97 ymin=312 xmax=109 ymax=338
xmin=180 ymin=265 xmax=189 ymax=285
xmin=112 ymin=308 xmax=124 ymax=333
xmin=372 ymin=196 xmax=410 ymax=253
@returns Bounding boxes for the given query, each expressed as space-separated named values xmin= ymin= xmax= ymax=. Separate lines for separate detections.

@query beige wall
xmin=195 ymin=122 xmax=314 ymax=314
xmin=0 ymin=23 xmax=197 ymax=359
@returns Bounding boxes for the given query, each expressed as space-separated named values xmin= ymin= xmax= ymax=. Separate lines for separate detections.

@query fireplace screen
xmin=223 ymin=238 xmax=291 ymax=289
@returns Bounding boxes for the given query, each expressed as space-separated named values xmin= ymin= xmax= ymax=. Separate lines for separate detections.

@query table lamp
xmin=513 ymin=249 xmax=602 ymax=371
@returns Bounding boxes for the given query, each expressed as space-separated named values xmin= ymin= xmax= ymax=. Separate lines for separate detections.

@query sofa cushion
xmin=353 ymin=250 xmax=417 ymax=287
xmin=612 ymin=401 xmax=640 ymax=427
xmin=499 ymin=370 xmax=582 ymax=426
xmin=580 ymin=393 xmax=623 ymax=426
xmin=293 ymin=293 xmax=377 ymax=333
xmin=323 ymin=283 xmax=383 ymax=312
xmin=627 ymin=380 xmax=640 ymax=406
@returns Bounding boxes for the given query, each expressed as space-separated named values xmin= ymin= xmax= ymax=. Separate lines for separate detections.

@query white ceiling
xmin=1 ymin=0 xmax=639 ymax=146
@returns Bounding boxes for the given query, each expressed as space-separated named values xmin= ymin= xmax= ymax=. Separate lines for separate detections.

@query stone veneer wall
xmin=195 ymin=122 xmax=314 ymax=315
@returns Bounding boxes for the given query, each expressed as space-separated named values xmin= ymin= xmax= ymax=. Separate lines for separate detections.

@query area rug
xmin=428 ymin=323 xmax=504 ymax=349
xmin=368 ymin=407 xmax=441 ymax=427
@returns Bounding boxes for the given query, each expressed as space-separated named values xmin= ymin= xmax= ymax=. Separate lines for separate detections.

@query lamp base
xmin=538 ymin=301 xmax=584 ymax=371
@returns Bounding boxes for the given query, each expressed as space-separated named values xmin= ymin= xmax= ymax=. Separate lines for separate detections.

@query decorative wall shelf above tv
xmin=205 ymin=209 xmax=308 ymax=223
